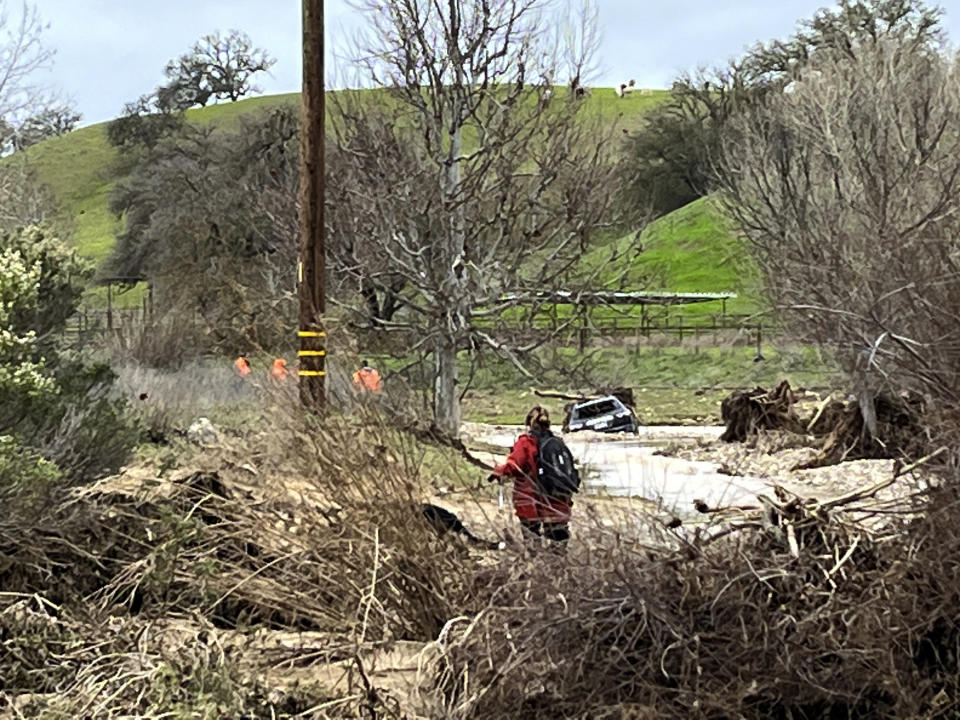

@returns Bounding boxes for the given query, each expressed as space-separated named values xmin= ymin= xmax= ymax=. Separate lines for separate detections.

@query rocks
xmin=186 ymin=417 xmax=219 ymax=446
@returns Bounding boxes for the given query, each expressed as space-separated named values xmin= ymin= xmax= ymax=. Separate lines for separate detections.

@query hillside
xmin=17 ymin=87 xmax=757 ymax=316
xmin=22 ymin=88 xmax=666 ymax=270
xmin=620 ymin=196 xmax=761 ymax=316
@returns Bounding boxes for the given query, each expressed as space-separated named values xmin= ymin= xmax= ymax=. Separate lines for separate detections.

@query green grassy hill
xmin=22 ymin=88 xmax=665 ymax=267
xmin=576 ymin=196 xmax=761 ymax=322
xmin=623 ymin=196 xmax=761 ymax=316
xmin=18 ymin=87 xmax=759 ymax=317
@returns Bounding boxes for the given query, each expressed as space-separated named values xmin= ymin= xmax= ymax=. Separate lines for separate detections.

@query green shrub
xmin=0 ymin=435 xmax=61 ymax=514
xmin=1 ymin=227 xmax=139 ymax=485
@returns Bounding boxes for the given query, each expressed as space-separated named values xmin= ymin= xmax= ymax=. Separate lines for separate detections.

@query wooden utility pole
xmin=298 ymin=0 xmax=326 ymax=406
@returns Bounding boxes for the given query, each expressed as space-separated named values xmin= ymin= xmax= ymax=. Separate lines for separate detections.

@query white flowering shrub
xmin=1 ymin=226 xmax=138 ymax=488
xmin=0 ymin=243 xmax=57 ymax=400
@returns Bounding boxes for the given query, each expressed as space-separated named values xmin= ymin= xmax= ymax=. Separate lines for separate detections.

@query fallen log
xmin=533 ymin=388 xmax=588 ymax=402
xmin=534 ymin=386 xmax=636 ymax=410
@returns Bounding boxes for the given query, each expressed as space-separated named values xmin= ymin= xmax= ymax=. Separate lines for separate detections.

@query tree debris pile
xmin=3 ymin=408 xmax=959 ymax=718
xmin=720 ymin=380 xmax=804 ymax=442
xmin=720 ymin=381 xmax=931 ymax=468
xmin=425 ymin=482 xmax=960 ymax=720
xmin=0 ymin=602 xmax=327 ymax=717
xmin=0 ymin=415 xmax=487 ymax=717
xmin=798 ymin=391 xmax=928 ymax=469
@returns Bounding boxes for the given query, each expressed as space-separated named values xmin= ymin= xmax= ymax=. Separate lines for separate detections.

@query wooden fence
xmin=63 ymin=306 xmax=766 ymax=353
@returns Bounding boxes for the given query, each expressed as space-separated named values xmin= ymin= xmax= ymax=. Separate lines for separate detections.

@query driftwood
xmin=533 ymin=388 xmax=588 ymax=402
xmin=720 ymin=380 xmax=803 ymax=442
xmin=794 ymin=392 xmax=928 ymax=470
xmin=807 ymin=397 xmax=847 ymax=435
xmin=534 ymin=386 xmax=636 ymax=410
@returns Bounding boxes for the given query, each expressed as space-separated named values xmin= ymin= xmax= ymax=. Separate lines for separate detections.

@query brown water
xmin=471 ymin=425 xmax=771 ymax=518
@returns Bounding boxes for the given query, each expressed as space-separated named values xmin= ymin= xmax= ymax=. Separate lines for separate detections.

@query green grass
xmin=362 ymin=343 xmax=838 ymax=425
xmin=459 ymin=344 xmax=839 ymax=425
xmin=21 ymin=123 xmax=121 ymax=262
xmin=493 ymin=196 xmax=762 ymax=331
xmin=595 ymin=196 xmax=763 ymax=319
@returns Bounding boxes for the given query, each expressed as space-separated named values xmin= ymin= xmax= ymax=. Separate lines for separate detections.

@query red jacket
xmin=494 ymin=432 xmax=572 ymax=523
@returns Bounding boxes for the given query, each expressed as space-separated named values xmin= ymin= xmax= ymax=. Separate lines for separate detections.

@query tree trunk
xmin=431 ymin=86 xmax=466 ymax=437
xmin=433 ymin=331 xmax=460 ymax=436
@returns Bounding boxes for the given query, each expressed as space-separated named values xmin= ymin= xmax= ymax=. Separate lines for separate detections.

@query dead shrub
xmin=0 ymin=599 xmax=330 ymax=718
xmin=420 ymin=483 xmax=960 ymax=720
xmin=4 ymin=371 xmax=960 ymax=718
xmin=105 ymin=311 xmax=207 ymax=369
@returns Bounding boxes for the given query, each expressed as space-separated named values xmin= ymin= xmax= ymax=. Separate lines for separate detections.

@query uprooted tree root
xmin=720 ymin=380 xmax=804 ymax=442
xmin=720 ymin=381 xmax=932 ymax=469
xmin=796 ymin=392 xmax=929 ymax=470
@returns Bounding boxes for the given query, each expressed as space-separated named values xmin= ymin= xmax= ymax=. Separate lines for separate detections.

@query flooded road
xmin=467 ymin=424 xmax=771 ymax=518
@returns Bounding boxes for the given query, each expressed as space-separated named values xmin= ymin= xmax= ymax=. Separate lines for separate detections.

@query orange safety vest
xmin=234 ymin=356 xmax=251 ymax=377
xmin=352 ymin=367 xmax=382 ymax=392
xmin=270 ymin=358 xmax=288 ymax=381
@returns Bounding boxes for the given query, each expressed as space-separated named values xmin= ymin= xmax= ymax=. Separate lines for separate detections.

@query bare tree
xmin=0 ymin=0 xmax=52 ymax=124
xmin=157 ymin=30 xmax=275 ymax=110
xmin=330 ymin=0 xmax=632 ymax=436
xmin=0 ymin=154 xmax=58 ymax=231
xmin=717 ymin=39 xmax=960 ymax=443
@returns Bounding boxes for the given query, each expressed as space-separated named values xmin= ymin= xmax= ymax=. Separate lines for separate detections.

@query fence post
xmin=677 ymin=316 xmax=683 ymax=343
xmin=755 ymin=322 xmax=765 ymax=361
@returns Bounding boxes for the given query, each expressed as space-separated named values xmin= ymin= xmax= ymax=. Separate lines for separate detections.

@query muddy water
xmin=472 ymin=425 xmax=771 ymax=518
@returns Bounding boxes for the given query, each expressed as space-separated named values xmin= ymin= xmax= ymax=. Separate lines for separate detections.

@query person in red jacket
xmin=489 ymin=406 xmax=572 ymax=544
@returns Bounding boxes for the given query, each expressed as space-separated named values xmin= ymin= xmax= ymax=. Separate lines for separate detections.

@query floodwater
xmin=473 ymin=425 xmax=771 ymax=518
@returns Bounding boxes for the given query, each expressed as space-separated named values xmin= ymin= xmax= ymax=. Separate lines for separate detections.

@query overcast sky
xmin=26 ymin=0 xmax=960 ymax=126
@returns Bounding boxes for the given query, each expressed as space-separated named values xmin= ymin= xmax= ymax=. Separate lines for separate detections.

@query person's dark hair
xmin=525 ymin=405 xmax=550 ymax=431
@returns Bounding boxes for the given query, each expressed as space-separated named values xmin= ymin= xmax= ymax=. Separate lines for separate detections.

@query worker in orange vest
xmin=352 ymin=360 xmax=382 ymax=392
xmin=234 ymin=354 xmax=251 ymax=377
xmin=270 ymin=358 xmax=288 ymax=381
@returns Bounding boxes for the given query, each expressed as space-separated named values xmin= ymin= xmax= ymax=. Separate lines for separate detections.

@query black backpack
xmin=531 ymin=430 xmax=580 ymax=498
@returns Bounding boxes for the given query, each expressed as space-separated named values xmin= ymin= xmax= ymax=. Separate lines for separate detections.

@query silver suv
xmin=566 ymin=395 xmax=639 ymax=434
